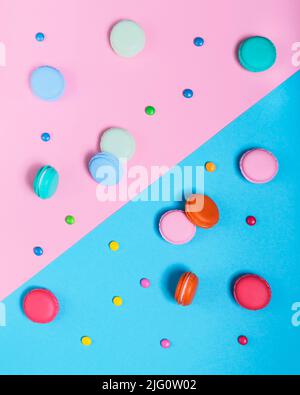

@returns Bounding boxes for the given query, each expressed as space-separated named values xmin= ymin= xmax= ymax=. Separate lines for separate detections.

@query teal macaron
xmin=238 ymin=36 xmax=277 ymax=72
xmin=33 ymin=165 xmax=59 ymax=199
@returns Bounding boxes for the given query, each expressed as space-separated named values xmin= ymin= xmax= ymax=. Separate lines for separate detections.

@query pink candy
xmin=140 ymin=278 xmax=151 ymax=288
xmin=160 ymin=339 xmax=171 ymax=349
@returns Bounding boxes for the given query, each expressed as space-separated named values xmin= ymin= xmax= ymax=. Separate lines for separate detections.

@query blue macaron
xmin=30 ymin=66 xmax=65 ymax=101
xmin=89 ymin=152 xmax=123 ymax=185
xmin=33 ymin=166 xmax=59 ymax=199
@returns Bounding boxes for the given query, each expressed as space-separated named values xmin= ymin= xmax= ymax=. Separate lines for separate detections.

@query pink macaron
xmin=240 ymin=148 xmax=278 ymax=184
xmin=234 ymin=274 xmax=272 ymax=311
xmin=159 ymin=210 xmax=196 ymax=245
xmin=23 ymin=289 xmax=59 ymax=324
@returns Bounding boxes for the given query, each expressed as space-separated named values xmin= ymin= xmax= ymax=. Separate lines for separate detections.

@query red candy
xmin=238 ymin=336 xmax=248 ymax=346
xmin=23 ymin=289 xmax=59 ymax=324
xmin=246 ymin=216 xmax=256 ymax=226
xmin=234 ymin=274 xmax=271 ymax=311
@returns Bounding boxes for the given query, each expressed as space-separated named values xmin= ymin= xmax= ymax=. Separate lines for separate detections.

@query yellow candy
xmin=113 ymin=296 xmax=123 ymax=307
xmin=109 ymin=241 xmax=120 ymax=251
xmin=81 ymin=336 xmax=92 ymax=346
xmin=205 ymin=162 xmax=217 ymax=173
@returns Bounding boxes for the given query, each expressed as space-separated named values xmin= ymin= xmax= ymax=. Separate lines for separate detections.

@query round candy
xmin=30 ymin=66 xmax=65 ymax=101
xmin=205 ymin=162 xmax=216 ymax=172
xmin=33 ymin=246 xmax=44 ymax=256
xmin=246 ymin=216 xmax=256 ymax=226
xmin=234 ymin=274 xmax=271 ymax=311
xmin=41 ymin=132 xmax=51 ymax=142
xmin=140 ymin=278 xmax=151 ymax=288
xmin=194 ymin=37 xmax=204 ymax=47
xmin=145 ymin=106 xmax=156 ymax=116
xmin=110 ymin=20 xmax=146 ymax=58
xmin=35 ymin=32 xmax=45 ymax=42
xmin=175 ymin=272 xmax=199 ymax=306
xmin=65 ymin=215 xmax=75 ymax=225
xmin=113 ymin=296 xmax=123 ymax=307
xmin=240 ymin=149 xmax=278 ymax=184
xmin=185 ymin=194 xmax=219 ymax=229
xmin=100 ymin=128 xmax=136 ymax=161
xmin=23 ymin=289 xmax=59 ymax=324
xmin=81 ymin=336 xmax=92 ymax=346
xmin=33 ymin=165 xmax=59 ymax=200
xmin=159 ymin=210 xmax=196 ymax=245
xmin=238 ymin=36 xmax=277 ymax=72
xmin=89 ymin=152 xmax=123 ymax=185
xmin=160 ymin=339 xmax=171 ymax=349
xmin=183 ymin=89 xmax=193 ymax=98
xmin=238 ymin=336 xmax=248 ymax=346
xmin=109 ymin=241 xmax=120 ymax=251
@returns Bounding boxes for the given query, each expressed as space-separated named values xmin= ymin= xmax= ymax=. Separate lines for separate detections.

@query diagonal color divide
xmin=0 ymin=0 xmax=299 ymax=300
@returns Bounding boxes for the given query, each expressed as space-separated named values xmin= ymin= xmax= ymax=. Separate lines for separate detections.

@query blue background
xmin=1 ymin=72 xmax=300 ymax=375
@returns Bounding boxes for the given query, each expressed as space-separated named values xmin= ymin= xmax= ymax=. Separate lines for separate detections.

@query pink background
xmin=0 ymin=0 xmax=299 ymax=300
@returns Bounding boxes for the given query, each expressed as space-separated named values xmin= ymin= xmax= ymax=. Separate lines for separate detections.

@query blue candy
xmin=89 ymin=152 xmax=123 ymax=185
xmin=33 ymin=247 xmax=44 ymax=256
xmin=183 ymin=89 xmax=194 ymax=99
xmin=193 ymin=37 xmax=204 ymax=47
xmin=41 ymin=132 xmax=51 ymax=142
xmin=35 ymin=32 xmax=45 ymax=42
xmin=30 ymin=66 xmax=65 ymax=101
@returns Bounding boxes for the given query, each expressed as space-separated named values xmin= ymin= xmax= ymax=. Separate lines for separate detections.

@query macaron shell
xmin=240 ymin=149 xmax=279 ymax=184
xmin=100 ymin=128 xmax=136 ymax=160
xmin=110 ymin=20 xmax=146 ymax=58
xmin=234 ymin=274 xmax=272 ymax=311
xmin=175 ymin=272 xmax=188 ymax=304
xmin=30 ymin=66 xmax=65 ymax=101
xmin=185 ymin=194 xmax=219 ymax=229
xmin=159 ymin=210 xmax=196 ymax=245
xmin=33 ymin=166 xmax=59 ymax=199
xmin=89 ymin=152 xmax=123 ymax=185
xmin=23 ymin=289 xmax=59 ymax=324
xmin=175 ymin=272 xmax=199 ymax=306
xmin=238 ymin=36 xmax=277 ymax=72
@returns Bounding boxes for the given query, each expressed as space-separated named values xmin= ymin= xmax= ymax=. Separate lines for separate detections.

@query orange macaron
xmin=175 ymin=272 xmax=199 ymax=306
xmin=185 ymin=194 xmax=219 ymax=229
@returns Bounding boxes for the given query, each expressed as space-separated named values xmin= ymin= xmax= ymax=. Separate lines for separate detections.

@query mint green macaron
xmin=33 ymin=165 xmax=59 ymax=199
xmin=238 ymin=36 xmax=277 ymax=72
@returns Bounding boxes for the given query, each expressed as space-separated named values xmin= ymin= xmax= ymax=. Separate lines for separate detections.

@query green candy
xmin=238 ymin=36 xmax=277 ymax=72
xmin=145 ymin=106 xmax=156 ymax=116
xmin=65 ymin=215 xmax=75 ymax=225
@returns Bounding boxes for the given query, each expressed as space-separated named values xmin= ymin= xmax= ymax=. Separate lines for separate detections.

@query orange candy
xmin=175 ymin=272 xmax=199 ymax=306
xmin=185 ymin=194 xmax=219 ymax=229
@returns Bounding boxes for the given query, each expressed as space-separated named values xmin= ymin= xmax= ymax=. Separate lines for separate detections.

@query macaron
xmin=234 ymin=274 xmax=272 ymax=311
xmin=185 ymin=194 xmax=219 ymax=229
xmin=159 ymin=210 xmax=196 ymax=245
xmin=89 ymin=152 xmax=123 ymax=185
xmin=100 ymin=128 xmax=136 ymax=160
xmin=33 ymin=165 xmax=59 ymax=199
xmin=175 ymin=272 xmax=199 ymax=306
xmin=23 ymin=289 xmax=59 ymax=324
xmin=30 ymin=66 xmax=65 ymax=101
xmin=240 ymin=148 xmax=278 ymax=184
xmin=110 ymin=20 xmax=146 ymax=58
xmin=238 ymin=36 xmax=277 ymax=72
